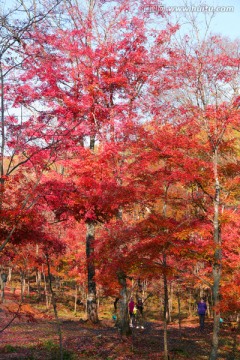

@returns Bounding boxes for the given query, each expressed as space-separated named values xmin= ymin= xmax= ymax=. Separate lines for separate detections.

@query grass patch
xmin=41 ymin=340 xmax=77 ymax=360
xmin=171 ymin=347 xmax=189 ymax=357
xmin=3 ymin=344 xmax=17 ymax=353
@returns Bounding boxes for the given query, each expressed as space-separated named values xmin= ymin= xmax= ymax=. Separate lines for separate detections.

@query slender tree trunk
xmin=162 ymin=186 xmax=169 ymax=360
xmin=168 ymin=282 xmax=173 ymax=322
xmin=207 ymin=297 xmax=211 ymax=318
xmin=117 ymin=270 xmax=131 ymax=336
xmin=27 ymin=274 xmax=30 ymax=296
xmin=137 ymin=278 xmax=143 ymax=299
xmin=209 ymin=148 xmax=221 ymax=360
xmin=0 ymin=277 xmax=5 ymax=303
xmin=188 ymin=291 xmax=193 ymax=317
xmin=163 ymin=253 xmax=169 ymax=360
xmin=209 ymin=291 xmax=213 ymax=318
xmin=46 ymin=254 xmax=63 ymax=360
xmin=0 ymin=63 xmax=5 ymax=212
xmin=8 ymin=267 xmax=12 ymax=282
xmin=142 ymin=280 xmax=147 ymax=299
xmin=0 ymin=63 xmax=4 ymax=182
xmin=86 ymin=221 xmax=98 ymax=323
xmin=43 ymin=272 xmax=51 ymax=309
xmin=20 ymin=272 xmax=26 ymax=302
xmin=74 ymin=285 xmax=78 ymax=314
xmin=115 ymin=210 xmax=130 ymax=335
xmin=36 ymin=269 xmax=41 ymax=294
xmin=177 ymin=291 xmax=182 ymax=339
xmin=85 ymin=130 xmax=99 ymax=323
xmin=35 ymin=246 xmax=41 ymax=294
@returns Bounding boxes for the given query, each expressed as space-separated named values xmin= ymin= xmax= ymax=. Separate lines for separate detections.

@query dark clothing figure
xmin=197 ymin=299 xmax=207 ymax=331
xmin=136 ymin=298 xmax=144 ymax=329
xmin=137 ymin=298 xmax=143 ymax=315
xmin=199 ymin=314 xmax=205 ymax=330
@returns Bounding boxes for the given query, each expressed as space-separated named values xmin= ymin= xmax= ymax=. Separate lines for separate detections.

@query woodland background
xmin=0 ymin=0 xmax=239 ymax=359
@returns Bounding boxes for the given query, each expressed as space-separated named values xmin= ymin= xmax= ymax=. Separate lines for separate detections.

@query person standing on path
xmin=136 ymin=298 xmax=144 ymax=329
xmin=128 ymin=298 xmax=135 ymax=327
xmin=197 ymin=298 xmax=207 ymax=331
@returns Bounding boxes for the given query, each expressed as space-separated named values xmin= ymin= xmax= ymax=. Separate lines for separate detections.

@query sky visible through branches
xmin=155 ymin=0 xmax=239 ymax=39
xmin=1 ymin=0 xmax=239 ymax=38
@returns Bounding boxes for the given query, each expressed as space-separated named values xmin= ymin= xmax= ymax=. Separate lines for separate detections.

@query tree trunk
xmin=188 ymin=291 xmax=193 ymax=317
xmin=206 ymin=297 xmax=211 ymax=318
xmin=46 ymin=254 xmax=63 ymax=360
xmin=137 ymin=278 xmax=143 ymax=300
xmin=36 ymin=269 xmax=41 ymax=294
xmin=74 ymin=285 xmax=78 ymax=314
xmin=209 ymin=149 xmax=221 ymax=360
xmin=43 ymin=272 xmax=51 ymax=309
xmin=0 ymin=64 xmax=5 ymax=214
xmin=0 ymin=277 xmax=5 ymax=303
xmin=8 ymin=267 xmax=12 ymax=282
xmin=168 ymin=282 xmax=173 ymax=322
xmin=86 ymin=136 xmax=98 ymax=322
xmin=163 ymin=253 xmax=169 ymax=360
xmin=117 ymin=270 xmax=131 ymax=336
xmin=177 ymin=291 xmax=182 ymax=339
xmin=20 ymin=272 xmax=26 ymax=302
xmin=142 ymin=279 xmax=148 ymax=299
xmin=0 ymin=64 xmax=5 ymax=186
xmin=86 ymin=221 xmax=98 ymax=323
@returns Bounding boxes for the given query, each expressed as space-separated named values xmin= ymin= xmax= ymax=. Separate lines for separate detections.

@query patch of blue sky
xmin=157 ymin=0 xmax=239 ymax=39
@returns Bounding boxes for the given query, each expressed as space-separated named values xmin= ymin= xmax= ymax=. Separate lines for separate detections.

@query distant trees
xmin=170 ymin=35 xmax=240 ymax=360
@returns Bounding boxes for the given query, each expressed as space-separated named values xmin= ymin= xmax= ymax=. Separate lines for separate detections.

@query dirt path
xmin=0 ymin=314 xmax=239 ymax=360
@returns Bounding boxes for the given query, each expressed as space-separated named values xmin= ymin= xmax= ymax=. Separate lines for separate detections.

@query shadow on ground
xmin=0 ymin=317 xmax=239 ymax=360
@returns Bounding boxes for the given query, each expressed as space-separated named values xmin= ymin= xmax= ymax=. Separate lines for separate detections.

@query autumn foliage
xmin=0 ymin=3 xmax=239 ymax=359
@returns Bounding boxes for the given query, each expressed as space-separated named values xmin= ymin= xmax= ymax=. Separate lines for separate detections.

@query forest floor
xmin=0 ymin=289 xmax=239 ymax=360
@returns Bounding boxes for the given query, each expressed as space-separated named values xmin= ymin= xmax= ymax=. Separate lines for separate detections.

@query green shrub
xmin=4 ymin=344 xmax=17 ymax=353
xmin=42 ymin=340 xmax=76 ymax=360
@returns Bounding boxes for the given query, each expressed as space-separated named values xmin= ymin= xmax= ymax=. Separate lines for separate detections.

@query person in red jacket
xmin=128 ymin=298 xmax=135 ymax=327
xmin=197 ymin=298 xmax=207 ymax=331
